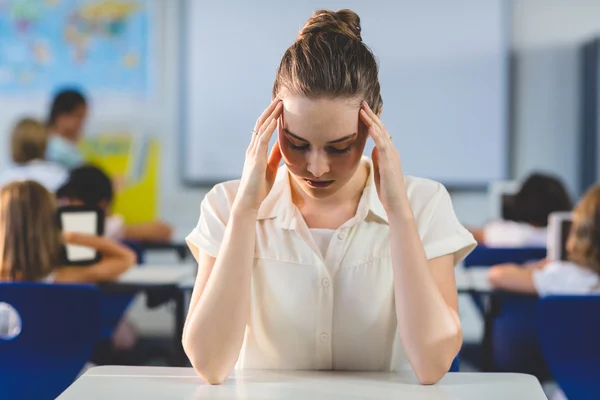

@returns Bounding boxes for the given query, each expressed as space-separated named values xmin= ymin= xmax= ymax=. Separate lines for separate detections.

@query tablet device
xmin=57 ymin=206 xmax=105 ymax=265
xmin=547 ymin=211 xmax=573 ymax=261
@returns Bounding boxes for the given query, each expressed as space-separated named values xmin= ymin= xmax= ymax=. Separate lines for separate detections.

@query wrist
xmin=231 ymin=202 xmax=260 ymax=221
xmin=384 ymin=191 xmax=413 ymax=220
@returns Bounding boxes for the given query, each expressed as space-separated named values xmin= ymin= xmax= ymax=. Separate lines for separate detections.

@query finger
xmin=267 ymin=140 xmax=283 ymax=169
xmin=247 ymin=126 xmax=260 ymax=153
xmin=362 ymin=101 xmax=387 ymax=132
xmin=256 ymin=117 xmax=278 ymax=154
xmin=372 ymin=146 xmax=381 ymax=191
xmin=254 ymin=98 xmax=282 ymax=132
xmin=258 ymin=102 xmax=283 ymax=135
xmin=250 ymin=104 xmax=280 ymax=153
xmin=360 ymin=109 xmax=388 ymax=149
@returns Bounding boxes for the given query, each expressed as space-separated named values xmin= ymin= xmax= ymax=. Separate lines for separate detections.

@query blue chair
xmin=487 ymin=293 xmax=551 ymax=380
xmin=463 ymin=246 xmax=547 ymax=268
xmin=461 ymin=246 xmax=549 ymax=378
xmin=121 ymin=240 xmax=146 ymax=264
xmin=0 ymin=283 xmax=101 ymax=399
xmin=450 ymin=354 xmax=460 ymax=372
xmin=463 ymin=245 xmax=546 ymax=315
xmin=537 ymin=295 xmax=600 ymax=400
xmin=99 ymin=292 xmax=135 ymax=339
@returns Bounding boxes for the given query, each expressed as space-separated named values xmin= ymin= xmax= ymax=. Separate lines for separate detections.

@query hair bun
xmin=298 ymin=9 xmax=362 ymax=42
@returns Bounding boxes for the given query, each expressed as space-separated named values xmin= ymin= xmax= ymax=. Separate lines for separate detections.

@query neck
xmin=51 ymin=128 xmax=76 ymax=142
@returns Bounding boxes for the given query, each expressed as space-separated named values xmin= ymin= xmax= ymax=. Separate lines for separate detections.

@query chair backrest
xmin=0 ymin=282 xmax=101 ymax=399
xmin=449 ymin=354 xmax=460 ymax=372
xmin=463 ymin=245 xmax=547 ymax=267
xmin=490 ymin=293 xmax=551 ymax=381
xmin=121 ymin=240 xmax=146 ymax=264
xmin=537 ymin=295 xmax=600 ymax=400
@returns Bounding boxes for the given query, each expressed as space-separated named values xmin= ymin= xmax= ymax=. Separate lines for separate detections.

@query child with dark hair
xmin=490 ymin=183 xmax=600 ymax=294
xmin=471 ymin=173 xmax=573 ymax=247
xmin=46 ymin=88 xmax=88 ymax=168
xmin=58 ymin=165 xmax=173 ymax=242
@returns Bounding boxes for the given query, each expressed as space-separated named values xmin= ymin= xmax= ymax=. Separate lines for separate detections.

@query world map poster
xmin=0 ymin=0 xmax=151 ymax=95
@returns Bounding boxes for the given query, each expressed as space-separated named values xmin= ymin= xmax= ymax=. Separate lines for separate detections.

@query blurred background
xmin=2 ymin=0 xmax=600 ymax=398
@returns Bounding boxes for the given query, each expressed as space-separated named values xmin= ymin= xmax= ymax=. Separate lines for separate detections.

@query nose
xmin=306 ymin=149 xmax=330 ymax=178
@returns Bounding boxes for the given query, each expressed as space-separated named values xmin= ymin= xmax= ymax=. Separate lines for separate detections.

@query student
xmin=489 ymin=183 xmax=600 ymax=294
xmin=471 ymin=173 xmax=572 ymax=247
xmin=183 ymin=9 xmax=476 ymax=385
xmin=0 ymin=118 xmax=68 ymax=192
xmin=58 ymin=165 xmax=173 ymax=242
xmin=0 ymin=180 xmax=136 ymax=283
xmin=46 ymin=88 xmax=87 ymax=169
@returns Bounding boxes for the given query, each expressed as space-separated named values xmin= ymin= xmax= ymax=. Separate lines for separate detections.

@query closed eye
xmin=289 ymin=143 xmax=309 ymax=152
xmin=328 ymin=145 xmax=353 ymax=154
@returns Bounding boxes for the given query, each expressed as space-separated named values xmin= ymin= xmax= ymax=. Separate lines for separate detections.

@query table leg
xmin=170 ymin=289 xmax=188 ymax=367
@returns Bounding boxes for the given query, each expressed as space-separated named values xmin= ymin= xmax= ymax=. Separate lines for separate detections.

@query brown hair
xmin=11 ymin=118 xmax=48 ymax=164
xmin=0 ymin=181 xmax=63 ymax=281
xmin=272 ymin=9 xmax=383 ymax=114
xmin=568 ymin=184 xmax=600 ymax=274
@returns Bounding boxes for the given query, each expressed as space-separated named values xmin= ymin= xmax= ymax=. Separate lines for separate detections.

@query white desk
xmin=455 ymin=267 xmax=492 ymax=293
xmin=179 ymin=267 xmax=493 ymax=293
xmin=117 ymin=265 xmax=196 ymax=286
xmin=58 ymin=366 xmax=546 ymax=400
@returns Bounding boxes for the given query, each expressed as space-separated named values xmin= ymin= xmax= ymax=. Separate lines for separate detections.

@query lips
xmin=304 ymin=179 xmax=334 ymax=188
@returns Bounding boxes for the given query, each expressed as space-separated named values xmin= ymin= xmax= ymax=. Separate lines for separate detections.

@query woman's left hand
xmin=359 ymin=101 xmax=407 ymax=214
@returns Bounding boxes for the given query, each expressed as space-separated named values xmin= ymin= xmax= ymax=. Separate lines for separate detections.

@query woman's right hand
xmin=233 ymin=98 xmax=284 ymax=214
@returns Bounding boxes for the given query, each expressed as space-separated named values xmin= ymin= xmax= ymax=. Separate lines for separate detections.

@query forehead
xmin=282 ymin=96 xmax=360 ymax=142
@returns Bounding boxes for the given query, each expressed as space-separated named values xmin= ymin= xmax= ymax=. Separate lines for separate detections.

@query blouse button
xmin=338 ymin=231 xmax=347 ymax=240
xmin=320 ymin=333 xmax=329 ymax=342
xmin=322 ymin=278 xmax=330 ymax=287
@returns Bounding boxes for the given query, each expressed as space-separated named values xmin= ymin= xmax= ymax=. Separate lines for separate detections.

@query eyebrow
xmin=284 ymin=129 xmax=356 ymax=144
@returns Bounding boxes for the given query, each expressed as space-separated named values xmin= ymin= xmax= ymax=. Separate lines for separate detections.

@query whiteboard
xmin=182 ymin=0 xmax=509 ymax=187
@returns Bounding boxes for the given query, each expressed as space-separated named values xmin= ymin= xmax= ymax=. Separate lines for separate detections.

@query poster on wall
xmin=81 ymin=133 xmax=159 ymax=224
xmin=0 ymin=0 xmax=151 ymax=96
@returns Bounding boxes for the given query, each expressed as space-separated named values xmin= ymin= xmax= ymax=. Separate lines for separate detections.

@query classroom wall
xmin=511 ymin=0 xmax=600 ymax=195
xmin=454 ymin=0 xmax=600 ymax=225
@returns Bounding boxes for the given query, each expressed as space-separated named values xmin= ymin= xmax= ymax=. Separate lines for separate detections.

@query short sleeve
xmin=185 ymin=181 xmax=239 ymax=258
xmin=532 ymin=261 xmax=600 ymax=296
xmin=105 ymin=215 xmax=126 ymax=241
xmin=411 ymin=179 xmax=477 ymax=264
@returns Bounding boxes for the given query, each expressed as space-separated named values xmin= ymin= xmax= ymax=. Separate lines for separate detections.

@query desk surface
xmin=117 ymin=265 xmax=196 ymax=286
xmin=455 ymin=267 xmax=492 ymax=293
xmin=58 ymin=366 xmax=546 ymax=400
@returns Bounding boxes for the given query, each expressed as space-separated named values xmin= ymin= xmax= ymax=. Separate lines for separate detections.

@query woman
xmin=46 ymin=88 xmax=87 ymax=169
xmin=183 ymin=9 xmax=476 ymax=385
xmin=0 ymin=118 xmax=68 ymax=192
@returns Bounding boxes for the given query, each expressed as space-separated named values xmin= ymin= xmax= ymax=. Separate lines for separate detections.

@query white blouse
xmin=0 ymin=160 xmax=68 ymax=192
xmin=533 ymin=260 xmax=600 ymax=296
xmin=186 ymin=157 xmax=476 ymax=372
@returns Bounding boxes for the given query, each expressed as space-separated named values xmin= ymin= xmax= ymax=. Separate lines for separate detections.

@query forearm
xmin=124 ymin=222 xmax=173 ymax=242
xmin=182 ymin=208 xmax=257 ymax=383
xmin=388 ymin=205 xmax=461 ymax=384
xmin=54 ymin=256 xmax=135 ymax=283
xmin=488 ymin=265 xmax=537 ymax=293
xmin=67 ymin=233 xmax=136 ymax=259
